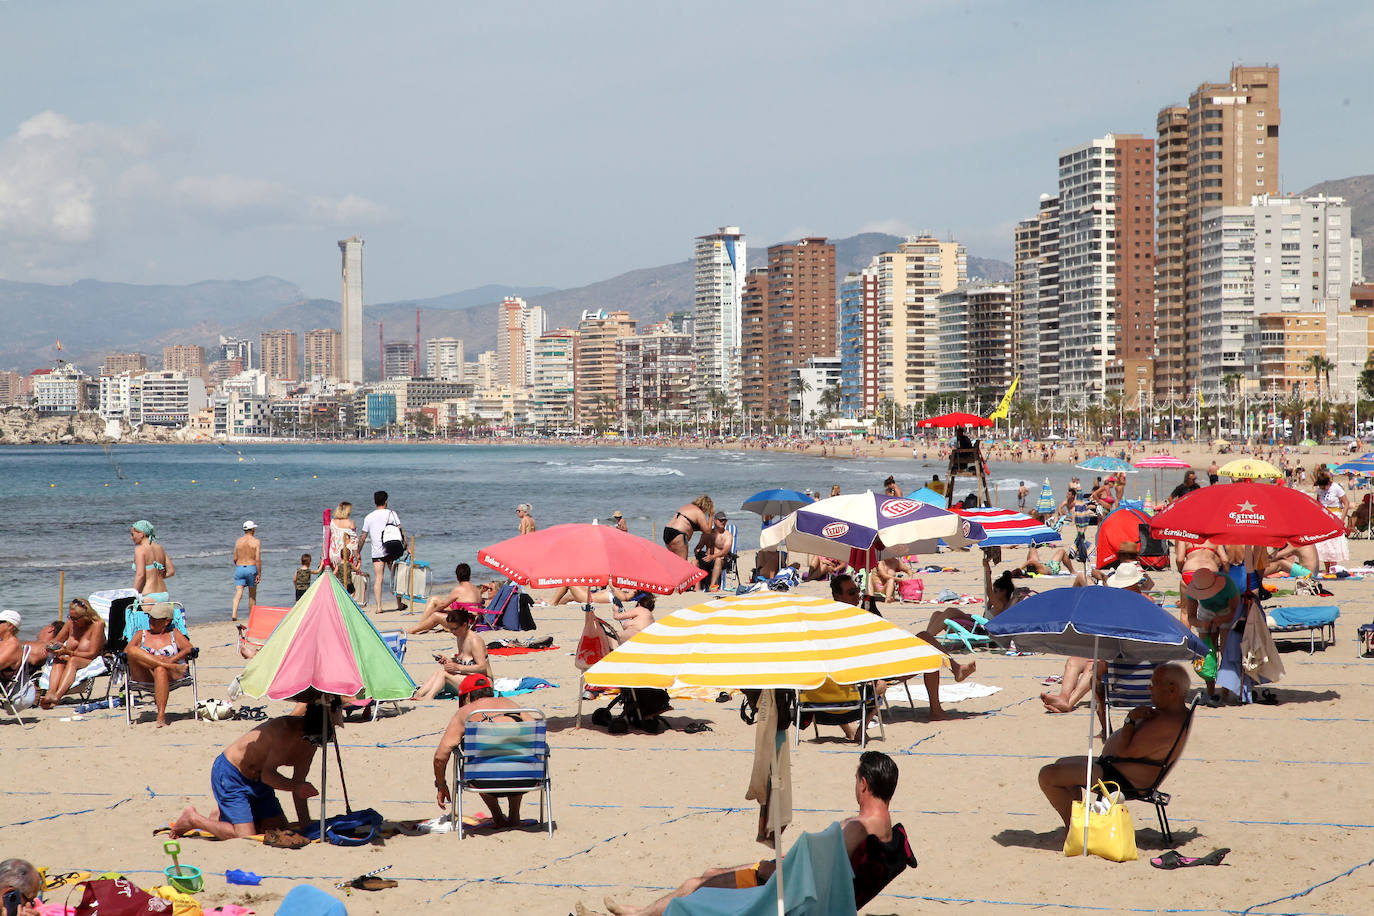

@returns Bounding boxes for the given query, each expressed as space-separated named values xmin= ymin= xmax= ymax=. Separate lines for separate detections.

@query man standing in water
xmin=231 ymin=521 xmax=262 ymax=622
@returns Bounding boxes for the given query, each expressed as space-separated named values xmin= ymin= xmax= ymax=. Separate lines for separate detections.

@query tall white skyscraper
xmin=425 ymin=337 xmax=465 ymax=381
xmin=692 ymin=226 xmax=746 ymax=408
xmin=339 ymin=235 xmax=365 ymax=384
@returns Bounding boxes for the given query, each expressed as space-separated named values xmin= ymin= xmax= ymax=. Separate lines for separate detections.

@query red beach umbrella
xmin=1147 ymin=482 xmax=1344 ymax=548
xmin=477 ymin=523 xmax=706 ymax=594
xmin=916 ymin=411 xmax=993 ymax=429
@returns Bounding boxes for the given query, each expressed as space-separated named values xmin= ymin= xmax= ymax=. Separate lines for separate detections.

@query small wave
xmin=601 ymin=457 xmax=649 ymax=463
xmin=556 ymin=464 xmax=684 ymax=477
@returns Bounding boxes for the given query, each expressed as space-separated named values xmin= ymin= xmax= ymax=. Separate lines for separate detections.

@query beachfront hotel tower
xmin=339 ymin=235 xmax=365 ymax=384
xmin=497 ymin=297 xmax=546 ymax=391
xmin=692 ymin=226 xmax=747 ymax=412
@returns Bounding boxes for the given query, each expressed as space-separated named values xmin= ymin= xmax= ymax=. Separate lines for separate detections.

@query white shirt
xmin=1317 ymin=483 xmax=1345 ymax=510
xmin=361 ymin=506 xmax=395 ymax=558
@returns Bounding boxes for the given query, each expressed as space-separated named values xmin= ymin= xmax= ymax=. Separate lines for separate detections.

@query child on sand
xmin=294 ymin=554 xmax=313 ymax=601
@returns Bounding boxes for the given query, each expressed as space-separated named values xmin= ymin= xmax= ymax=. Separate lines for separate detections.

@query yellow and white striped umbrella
xmin=1217 ymin=458 xmax=1282 ymax=480
xmin=583 ymin=591 xmax=947 ymax=690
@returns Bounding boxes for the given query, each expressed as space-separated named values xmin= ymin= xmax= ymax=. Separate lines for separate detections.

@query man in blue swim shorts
xmin=231 ymin=521 xmax=262 ymax=623
xmin=171 ymin=702 xmax=338 ymax=839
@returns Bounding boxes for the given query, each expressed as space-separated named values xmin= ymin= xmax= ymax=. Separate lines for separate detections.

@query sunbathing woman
xmin=126 ymin=602 xmax=194 ymax=727
xmin=408 ymin=563 xmax=483 ymax=635
xmin=869 ymin=556 xmax=914 ymax=602
xmin=39 ymin=598 xmax=106 ymax=709
xmin=413 ymin=608 xmax=492 ymax=700
xmin=661 ymin=495 xmax=714 ymax=561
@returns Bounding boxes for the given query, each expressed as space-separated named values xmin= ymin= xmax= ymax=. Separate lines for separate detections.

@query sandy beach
xmin=4 ymin=543 xmax=1372 ymax=916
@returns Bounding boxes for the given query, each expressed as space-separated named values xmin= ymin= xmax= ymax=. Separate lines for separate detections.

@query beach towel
xmin=886 ymin=682 xmax=1000 ymax=705
xmin=486 ymin=644 xmax=559 ymax=656
xmin=37 ymin=655 xmax=107 ymax=692
xmin=492 ymin=676 xmax=557 ymax=697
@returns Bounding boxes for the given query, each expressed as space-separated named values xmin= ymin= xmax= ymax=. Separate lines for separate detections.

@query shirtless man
xmin=611 ymin=592 xmax=654 ymax=644
xmin=432 ymin=675 xmax=540 ymax=828
xmin=590 ymin=751 xmax=905 ymax=916
xmin=231 ymin=521 xmax=262 ymax=623
xmin=1038 ymin=663 xmax=1192 ymax=830
xmin=171 ymin=703 xmax=338 ymax=839
xmin=0 ymin=610 xmax=23 ymax=681
xmin=408 ymin=563 xmax=482 ymax=635
xmin=699 ymin=513 xmax=735 ymax=590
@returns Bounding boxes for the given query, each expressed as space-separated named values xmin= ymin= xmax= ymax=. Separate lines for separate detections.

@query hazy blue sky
xmin=0 ymin=1 xmax=1368 ymax=301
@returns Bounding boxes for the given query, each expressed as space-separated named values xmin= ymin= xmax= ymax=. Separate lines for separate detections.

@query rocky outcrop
xmin=0 ymin=408 xmax=200 ymax=445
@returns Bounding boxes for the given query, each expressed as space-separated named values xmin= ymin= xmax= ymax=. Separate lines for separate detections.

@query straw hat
xmin=1184 ymin=568 xmax=1226 ymax=601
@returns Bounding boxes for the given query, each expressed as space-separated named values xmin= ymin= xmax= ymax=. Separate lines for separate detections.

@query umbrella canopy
xmin=1217 ymin=458 xmax=1281 ymax=480
xmin=916 ymin=411 xmax=992 ymax=428
xmin=1148 ymin=481 xmax=1344 ymax=547
xmin=759 ymin=491 xmax=986 ymax=568
xmin=908 ymin=486 xmax=946 ymax=507
xmin=741 ymin=488 xmax=815 ymax=517
xmin=1333 ymin=460 xmax=1374 ymax=476
xmin=1034 ymin=479 xmax=1056 ymax=514
xmin=1133 ymin=455 xmax=1190 ymax=469
xmin=1299 ymin=438 xmax=1318 ymax=447
xmin=239 ymin=572 xmax=416 ymax=702
xmin=583 ymin=591 xmax=948 ymax=690
xmin=477 ymin=523 xmax=706 ymax=593
xmin=985 ymin=587 xmax=1209 ymax=660
xmin=1076 ymin=456 xmax=1136 ymax=474
xmin=954 ymin=507 xmax=1060 ymax=546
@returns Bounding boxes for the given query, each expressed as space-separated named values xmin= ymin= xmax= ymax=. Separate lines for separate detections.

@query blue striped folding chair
xmin=451 ymin=708 xmax=553 ymax=838
xmin=368 ymin=630 xmax=408 ymax=720
xmin=119 ymin=601 xmax=200 ymax=726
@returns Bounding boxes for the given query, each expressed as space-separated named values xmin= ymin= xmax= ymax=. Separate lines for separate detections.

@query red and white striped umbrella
xmin=1133 ymin=455 xmax=1191 ymax=469
xmin=953 ymin=507 xmax=1060 ymax=546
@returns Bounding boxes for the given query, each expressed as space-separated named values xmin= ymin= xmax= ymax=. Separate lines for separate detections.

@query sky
xmin=0 ymin=0 xmax=1369 ymax=302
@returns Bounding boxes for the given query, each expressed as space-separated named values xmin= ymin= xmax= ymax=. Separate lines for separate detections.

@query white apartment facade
xmin=1055 ymin=138 xmax=1118 ymax=399
xmin=529 ymin=330 xmax=576 ymax=429
xmin=425 ymin=337 xmax=465 ymax=381
xmin=691 ymin=226 xmax=747 ymax=410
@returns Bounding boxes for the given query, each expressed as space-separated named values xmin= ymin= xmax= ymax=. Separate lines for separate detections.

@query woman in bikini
xmin=40 ymin=598 xmax=107 ymax=709
xmin=413 ymin=607 xmax=492 ymax=700
xmin=131 ymin=519 xmax=175 ymax=602
xmin=661 ymin=495 xmax=714 ymax=561
xmin=126 ymin=602 xmax=194 ymax=727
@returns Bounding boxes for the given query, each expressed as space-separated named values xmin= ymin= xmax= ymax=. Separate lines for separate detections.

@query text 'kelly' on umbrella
xmin=477 ymin=523 xmax=706 ymax=593
xmin=239 ymin=571 xmax=416 ymax=702
xmin=1148 ymin=481 xmax=1344 ymax=547
xmin=583 ymin=590 xmax=948 ymax=691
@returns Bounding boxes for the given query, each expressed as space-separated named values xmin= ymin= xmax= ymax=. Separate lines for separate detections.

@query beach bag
xmin=300 ymin=807 xmax=384 ymax=846
xmin=380 ymin=512 xmax=405 ymax=562
xmin=897 ymin=577 xmax=925 ymax=602
xmin=575 ymin=614 xmax=615 ymax=670
xmin=1192 ymin=636 xmax=1219 ymax=681
xmin=72 ymin=878 xmax=166 ymax=915
xmin=1063 ymin=781 xmax=1137 ymax=861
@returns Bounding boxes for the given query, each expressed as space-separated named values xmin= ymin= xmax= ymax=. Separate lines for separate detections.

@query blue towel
xmin=1268 ymin=606 xmax=1340 ymax=628
xmin=664 ymin=821 xmax=857 ymax=916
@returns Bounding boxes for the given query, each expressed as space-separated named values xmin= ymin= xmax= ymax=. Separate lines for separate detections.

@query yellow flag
xmin=989 ymin=375 xmax=1019 ymax=421
xmin=1198 ymin=390 xmax=1204 ymax=407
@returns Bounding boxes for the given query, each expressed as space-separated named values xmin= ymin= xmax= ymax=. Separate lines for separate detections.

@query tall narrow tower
xmin=692 ymin=226 xmax=747 ymax=410
xmin=339 ymin=235 xmax=365 ymax=384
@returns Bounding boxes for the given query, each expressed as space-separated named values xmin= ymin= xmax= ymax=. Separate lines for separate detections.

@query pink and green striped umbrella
xmin=239 ymin=571 xmax=416 ymax=701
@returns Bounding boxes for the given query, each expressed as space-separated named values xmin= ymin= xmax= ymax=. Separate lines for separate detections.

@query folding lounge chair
xmin=450 ymin=708 xmax=553 ymax=839
xmin=237 ymin=605 xmax=291 ymax=657
xmin=115 ymin=602 xmax=200 ymax=725
xmin=370 ymin=630 xmax=408 ymax=720
xmin=474 ymin=583 xmax=519 ymax=632
xmin=795 ymin=680 xmax=883 ymax=748
xmin=938 ymin=619 xmax=991 ymax=653
xmin=1266 ymin=605 xmax=1339 ymax=653
xmin=1097 ymin=696 xmax=1198 ymax=846
xmin=1 ymin=645 xmax=40 ymax=725
xmin=1100 ymin=659 xmax=1156 ymax=733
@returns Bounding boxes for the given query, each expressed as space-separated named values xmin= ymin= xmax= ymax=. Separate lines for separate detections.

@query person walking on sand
xmin=231 ymin=521 xmax=262 ymax=622
xmin=362 ymin=491 xmax=404 ymax=611
xmin=131 ymin=519 xmax=174 ymax=602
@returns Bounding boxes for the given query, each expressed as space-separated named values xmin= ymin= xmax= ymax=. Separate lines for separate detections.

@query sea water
xmin=1 ymin=442 xmax=1105 ymax=633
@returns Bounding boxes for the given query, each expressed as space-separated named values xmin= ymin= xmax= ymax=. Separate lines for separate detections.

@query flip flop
xmin=349 ymin=875 xmax=398 ymax=891
xmin=1150 ymin=848 xmax=1231 ymax=869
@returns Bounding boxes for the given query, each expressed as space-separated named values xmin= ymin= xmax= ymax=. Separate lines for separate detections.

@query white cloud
xmin=0 ymin=111 xmax=389 ymax=281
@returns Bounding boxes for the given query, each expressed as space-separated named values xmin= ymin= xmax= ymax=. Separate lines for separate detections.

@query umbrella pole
xmin=333 ymin=727 xmax=352 ymax=814
xmin=1082 ymin=635 xmax=1099 ymax=857
xmin=772 ymin=769 xmax=785 ymax=916
xmin=319 ymin=699 xmax=328 ymax=842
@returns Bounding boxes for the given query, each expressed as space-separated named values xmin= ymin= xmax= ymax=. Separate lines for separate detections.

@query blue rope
xmin=1 ymin=797 xmax=130 ymax=829
xmin=1238 ymin=853 xmax=1374 ymax=915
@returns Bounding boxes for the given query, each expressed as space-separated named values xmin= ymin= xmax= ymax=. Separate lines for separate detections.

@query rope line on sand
xmin=1 ymin=797 xmax=131 ymax=829
xmin=1237 ymin=853 xmax=1374 ymax=915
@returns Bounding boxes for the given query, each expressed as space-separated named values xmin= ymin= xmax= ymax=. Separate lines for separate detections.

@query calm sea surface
xmin=1 ymin=442 xmax=1110 ymax=634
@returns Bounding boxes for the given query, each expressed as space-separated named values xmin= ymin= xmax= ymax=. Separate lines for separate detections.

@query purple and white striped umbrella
xmin=759 ymin=490 xmax=985 ymax=569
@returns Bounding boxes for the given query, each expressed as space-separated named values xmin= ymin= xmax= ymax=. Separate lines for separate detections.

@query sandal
xmin=44 ymin=871 xmax=90 ymax=890
xmin=263 ymin=828 xmax=311 ymax=849
xmin=1150 ymin=848 xmax=1230 ymax=869
xmin=350 ymin=875 xmax=398 ymax=891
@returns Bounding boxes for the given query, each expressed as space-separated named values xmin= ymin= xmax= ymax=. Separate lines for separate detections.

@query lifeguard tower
xmin=916 ymin=412 xmax=993 ymax=508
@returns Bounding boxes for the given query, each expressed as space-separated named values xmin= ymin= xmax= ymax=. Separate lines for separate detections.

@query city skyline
xmin=0 ymin=3 xmax=1368 ymax=303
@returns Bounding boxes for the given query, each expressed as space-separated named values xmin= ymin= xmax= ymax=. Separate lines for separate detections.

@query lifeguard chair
xmin=916 ymin=412 xmax=995 ymax=508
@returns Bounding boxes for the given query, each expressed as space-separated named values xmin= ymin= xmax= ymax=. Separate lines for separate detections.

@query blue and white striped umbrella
xmin=1333 ymin=460 xmax=1374 ymax=476
xmin=741 ymin=488 xmax=815 ymax=516
xmin=1076 ymin=456 xmax=1136 ymax=474
xmin=1034 ymin=479 xmax=1056 ymax=514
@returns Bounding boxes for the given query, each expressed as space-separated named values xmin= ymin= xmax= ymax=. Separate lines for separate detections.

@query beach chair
xmin=113 ymin=602 xmax=199 ymax=726
xmin=938 ymin=619 xmax=992 ymax=653
xmin=237 ymin=604 xmax=291 ymax=658
xmin=795 ymin=680 xmax=883 ymax=748
xmin=474 ymin=583 xmax=519 ymax=632
xmin=450 ymin=708 xmax=553 ymax=839
xmin=1 ymin=645 xmax=40 ymax=725
xmin=1100 ymin=659 xmax=1157 ymax=733
xmin=1098 ymin=696 xmax=1198 ymax=846
xmin=1266 ymin=606 xmax=1340 ymax=653
xmin=371 ymin=630 xmax=408 ymax=720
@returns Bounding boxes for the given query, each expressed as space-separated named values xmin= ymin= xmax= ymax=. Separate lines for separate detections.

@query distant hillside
xmin=1300 ymin=174 xmax=1373 ymax=275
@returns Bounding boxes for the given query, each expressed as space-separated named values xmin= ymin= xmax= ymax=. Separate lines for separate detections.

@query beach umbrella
xmin=477 ymin=523 xmax=706 ymax=594
xmin=1133 ymin=455 xmax=1190 ymax=503
xmin=985 ymin=588 xmax=1208 ymax=857
xmin=741 ymin=488 xmax=815 ymax=517
xmin=1217 ymin=458 xmax=1281 ymax=480
xmin=1034 ymin=479 xmax=1056 ymax=515
xmin=1333 ymin=460 xmax=1374 ymax=476
xmin=239 ymin=571 xmax=416 ymax=842
xmin=1148 ymin=481 xmax=1344 ymax=547
xmin=1076 ymin=456 xmax=1136 ymax=474
xmin=916 ymin=411 xmax=992 ymax=428
xmin=1300 ymin=438 xmax=1318 ymax=447
xmin=908 ymin=486 xmax=946 ymax=507
xmin=586 ymin=590 xmax=946 ymax=915
xmin=759 ymin=491 xmax=986 ymax=569
xmin=954 ymin=507 xmax=1060 ymax=547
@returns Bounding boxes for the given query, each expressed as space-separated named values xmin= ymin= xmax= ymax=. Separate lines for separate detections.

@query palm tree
xmin=1305 ymin=354 xmax=1336 ymax=406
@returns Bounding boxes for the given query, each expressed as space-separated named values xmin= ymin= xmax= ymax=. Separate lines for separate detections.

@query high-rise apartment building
xmin=838 ymin=264 xmax=879 ymax=416
xmin=339 ymin=235 xmax=365 ymax=384
xmin=739 ymin=268 xmax=769 ymax=418
xmin=218 ymin=335 xmax=256 ymax=371
xmin=497 ymin=297 xmax=545 ymax=390
xmin=691 ymin=226 xmax=747 ymax=410
xmin=618 ymin=330 xmax=694 ymax=423
xmin=102 ymin=353 xmax=147 ymax=376
xmin=382 ymin=341 xmax=416 ymax=380
xmin=425 ymin=337 xmax=465 ymax=381
xmin=1012 ymin=219 xmax=1042 ymax=395
xmin=870 ymin=237 xmax=965 ymax=406
xmin=303 ymin=328 xmax=341 ymax=381
xmin=1196 ymin=206 xmax=1257 ymax=395
xmin=163 ymin=344 xmax=207 ymax=379
xmin=935 ymin=283 xmax=1015 ymax=395
xmin=1154 ymin=65 xmax=1279 ymax=400
xmin=573 ymin=310 xmax=636 ymax=426
xmin=762 ymin=238 xmax=836 ymax=418
xmin=530 ymin=330 xmax=577 ymax=429
xmin=1106 ymin=135 xmax=1156 ymax=400
xmin=260 ymin=330 xmax=301 ymax=381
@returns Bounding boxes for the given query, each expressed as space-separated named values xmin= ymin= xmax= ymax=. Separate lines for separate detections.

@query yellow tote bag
xmin=1063 ymin=781 xmax=1138 ymax=861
